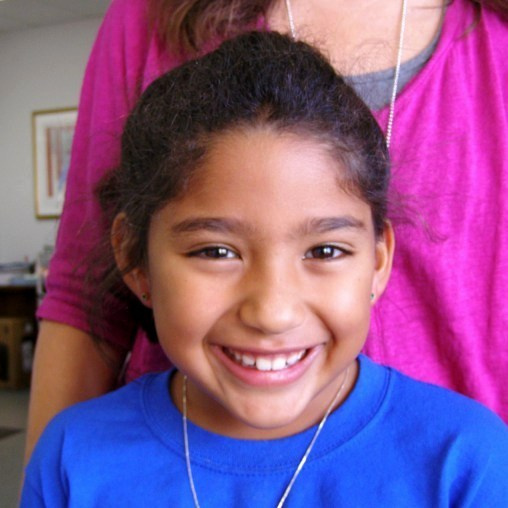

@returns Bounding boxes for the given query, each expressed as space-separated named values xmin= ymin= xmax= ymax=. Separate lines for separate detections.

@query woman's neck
xmin=267 ymin=0 xmax=445 ymax=75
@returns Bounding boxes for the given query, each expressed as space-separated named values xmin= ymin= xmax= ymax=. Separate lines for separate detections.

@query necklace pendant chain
xmin=183 ymin=378 xmax=202 ymax=508
xmin=284 ymin=0 xmax=409 ymax=148
xmin=284 ymin=0 xmax=297 ymax=41
xmin=183 ymin=367 xmax=349 ymax=508
xmin=386 ymin=0 xmax=408 ymax=147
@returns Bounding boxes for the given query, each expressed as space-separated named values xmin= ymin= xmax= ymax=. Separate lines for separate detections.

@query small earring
xmin=141 ymin=292 xmax=150 ymax=302
xmin=370 ymin=293 xmax=375 ymax=301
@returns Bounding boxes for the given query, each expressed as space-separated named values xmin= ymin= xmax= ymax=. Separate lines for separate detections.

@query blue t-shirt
xmin=22 ymin=356 xmax=508 ymax=507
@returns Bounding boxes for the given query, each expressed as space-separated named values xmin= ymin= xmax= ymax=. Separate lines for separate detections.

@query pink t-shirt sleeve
xmin=37 ymin=0 xmax=157 ymax=350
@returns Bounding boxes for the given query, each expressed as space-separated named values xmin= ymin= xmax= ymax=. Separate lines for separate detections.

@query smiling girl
xmin=22 ymin=32 xmax=508 ymax=507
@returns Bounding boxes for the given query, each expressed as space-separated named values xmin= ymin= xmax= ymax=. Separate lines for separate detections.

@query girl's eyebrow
xmin=297 ymin=216 xmax=366 ymax=236
xmin=170 ymin=217 xmax=251 ymax=235
xmin=170 ymin=216 xmax=365 ymax=236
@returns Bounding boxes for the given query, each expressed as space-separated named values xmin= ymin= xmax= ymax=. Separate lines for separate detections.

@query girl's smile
xmin=128 ymin=127 xmax=394 ymax=440
xmin=212 ymin=343 xmax=323 ymax=387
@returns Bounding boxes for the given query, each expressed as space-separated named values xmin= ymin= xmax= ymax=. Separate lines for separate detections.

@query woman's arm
xmin=26 ymin=1 xmax=149 ymax=460
xmin=24 ymin=320 xmax=125 ymax=463
xmin=25 ymin=2 xmax=180 ymax=463
xmin=36 ymin=0 xmax=153 ymax=345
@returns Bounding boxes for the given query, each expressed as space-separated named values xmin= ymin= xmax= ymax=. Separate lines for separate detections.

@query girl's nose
xmin=238 ymin=268 xmax=306 ymax=335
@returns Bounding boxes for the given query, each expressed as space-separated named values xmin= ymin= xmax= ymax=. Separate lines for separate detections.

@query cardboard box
xmin=0 ymin=318 xmax=34 ymax=389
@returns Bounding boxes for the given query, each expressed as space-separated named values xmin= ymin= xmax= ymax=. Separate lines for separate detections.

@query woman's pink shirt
xmin=38 ymin=0 xmax=508 ymax=419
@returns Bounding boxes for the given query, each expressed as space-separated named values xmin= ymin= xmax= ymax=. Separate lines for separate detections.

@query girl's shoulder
xmin=358 ymin=358 xmax=508 ymax=503
xmin=352 ymin=356 xmax=508 ymax=456
xmin=22 ymin=372 xmax=172 ymax=506
xmin=33 ymin=372 xmax=168 ymax=448
xmin=380 ymin=359 xmax=508 ymax=449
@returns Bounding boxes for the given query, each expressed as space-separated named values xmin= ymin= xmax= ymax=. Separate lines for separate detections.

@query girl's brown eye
xmin=190 ymin=246 xmax=237 ymax=259
xmin=304 ymin=245 xmax=345 ymax=260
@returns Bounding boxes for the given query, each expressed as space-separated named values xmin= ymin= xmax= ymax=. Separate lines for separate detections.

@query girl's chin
xmin=178 ymin=349 xmax=356 ymax=439
xmin=204 ymin=381 xmax=334 ymax=440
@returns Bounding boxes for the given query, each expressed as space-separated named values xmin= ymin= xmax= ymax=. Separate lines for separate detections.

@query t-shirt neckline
xmin=142 ymin=355 xmax=390 ymax=474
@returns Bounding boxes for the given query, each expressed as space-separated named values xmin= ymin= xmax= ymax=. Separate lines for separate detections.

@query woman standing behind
xmin=26 ymin=0 xmax=508 ymax=461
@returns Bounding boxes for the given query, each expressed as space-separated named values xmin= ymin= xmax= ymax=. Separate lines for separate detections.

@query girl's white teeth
xmin=271 ymin=357 xmax=287 ymax=370
xmin=242 ymin=354 xmax=255 ymax=366
xmin=287 ymin=351 xmax=303 ymax=366
xmin=227 ymin=349 xmax=306 ymax=371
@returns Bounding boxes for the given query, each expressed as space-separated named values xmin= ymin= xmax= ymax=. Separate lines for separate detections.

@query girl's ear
xmin=111 ymin=213 xmax=152 ymax=308
xmin=371 ymin=220 xmax=395 ymax=305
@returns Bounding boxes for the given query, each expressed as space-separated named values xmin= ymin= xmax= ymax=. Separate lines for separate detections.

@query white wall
xmin=0 ymin=18 xmax=102 ymax=263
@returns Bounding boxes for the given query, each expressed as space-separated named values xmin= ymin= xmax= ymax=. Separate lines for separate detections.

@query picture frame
xmin=32 ymin=107 xmax=77 ymax=218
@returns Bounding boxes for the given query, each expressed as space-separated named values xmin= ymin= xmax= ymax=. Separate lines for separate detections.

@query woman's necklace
xmin=182 ymin=367 xmax=350 ymax=508
xmin=284 ymin=0 xmax=408 ymax=148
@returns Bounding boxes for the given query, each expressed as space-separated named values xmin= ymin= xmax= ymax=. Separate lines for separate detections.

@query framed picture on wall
xmin=32 ymin=107 xmax=77 ymax=218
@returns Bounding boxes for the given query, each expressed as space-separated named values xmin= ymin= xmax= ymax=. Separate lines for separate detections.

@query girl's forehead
xmin=191 ymin=128 xmax=348 ymax=191
xmin=158 ymin=128 xmax=374 ymax=234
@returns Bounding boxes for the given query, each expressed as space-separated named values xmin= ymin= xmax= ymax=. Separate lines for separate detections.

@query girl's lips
xmin=210 ymin=344 xmax=323 ymax=387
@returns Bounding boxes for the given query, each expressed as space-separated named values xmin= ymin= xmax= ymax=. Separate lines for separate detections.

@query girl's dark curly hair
xmin=94 ymin=31 xmax=389 ymax=343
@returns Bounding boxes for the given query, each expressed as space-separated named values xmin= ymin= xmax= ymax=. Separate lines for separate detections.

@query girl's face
xmin=126 ymin=128 xmax=393 ymax=439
